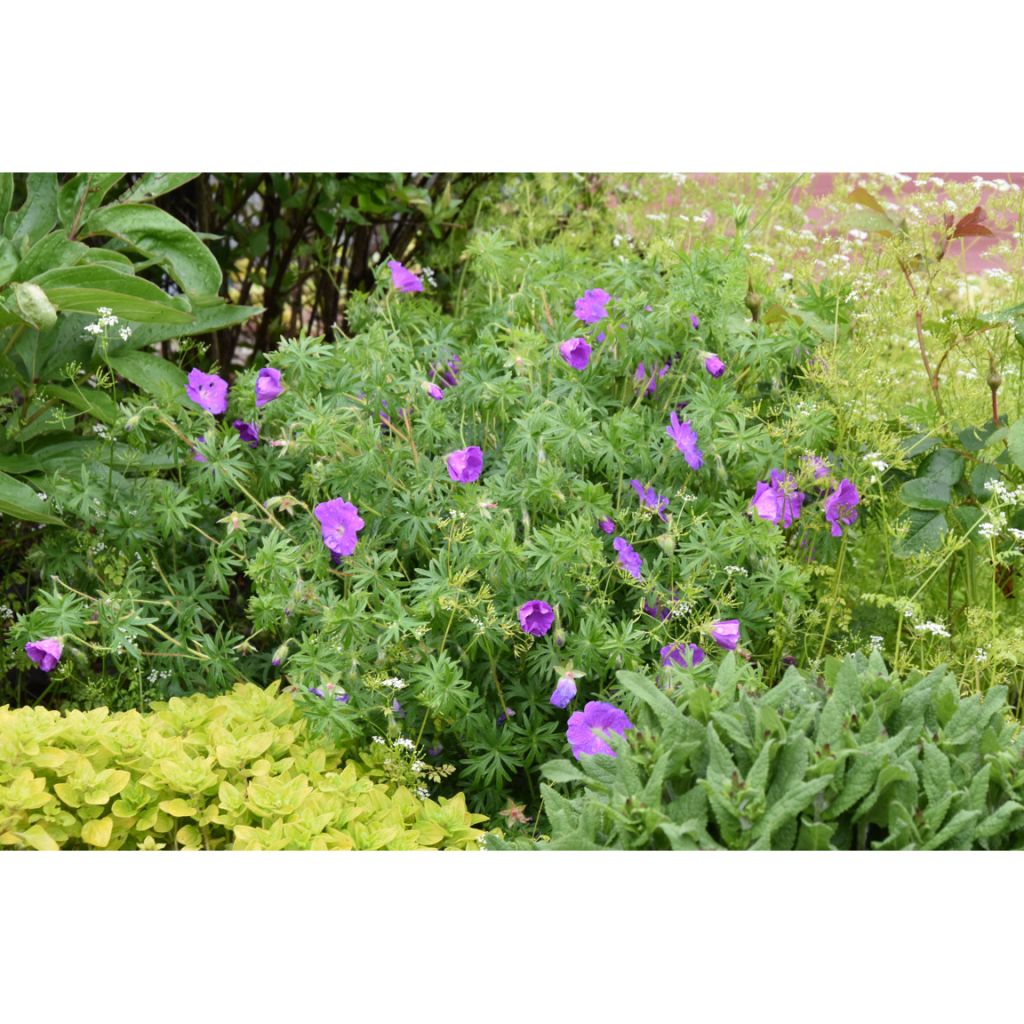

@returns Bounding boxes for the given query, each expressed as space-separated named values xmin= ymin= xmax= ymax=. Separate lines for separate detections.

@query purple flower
xmin=192 ymin=436 xmax=208 ymax=463
xmin=430 ymin=356 xmax=461 ymax=388
xmin=666 ymin=412 xmax=703 ymax=470
xmin=518 ymin=600 xmax=555 ymax=637
xmin=497 ymin=708 xmax=516 ymax=726
xmin=710 ymin=620 xmax=740 ymax=650
xmin=424 ymin=382 xmax=445 ymax=401
xmin=186 ymin=368 xmax=229 ymax=415
xmin=574 ymin=288 xmax=610 ymax=324
xmin=691 ymin=314 xmax=700 ymax=330
xmin=232 ymin=420 xmax=260 ymax=448
xmin=631 ymin=479 xmax=669 ymax=522
xmin=387 ymin=260 xmax=423 ymax=293
xmin=750 ymin=470 xmax=805 ymax=528
xmin=255 ymin=367 xmax=283 ymax=407
xmin=704 ymin=353 xmax=726 ymax=378
xmin=309 ymin=687 xmax=325 ymax=698
xmin=613 ymin=537 xmax=643 ymax=581
xmin=446 ymin=445 xmax=483 ymax=483
xmin=427 ymin=743 xmax=444 ymax=757
xmin=803 ymin=454 xmax=833 ymax=480
xmin=598 ymin=517 xmax=616 ymax=535
xmin=824 ymin=478 xmax=860 ymax=537
xmin=559 ymin=337 xmax=592 ymax=371
xmin=25 ymin=637 xmax=62 ymax=673
xmin=392 ymin=699 xmax=405 ymax=718
xmin=595 ymin=331 xmax=606 ymax=343
xmin=635 ymin=362 xmax=670 ymax=398
xmin=567 ymin=701 xmax=634 ymax=759
xmin=660 ymin=643 xmax=705 ymax=669
xmin=314 ymin=498 xmax=365 ymax=558
xmin=643 ymin=598 xmax=671 ymax=622
xmin=550 ymin=673 xmax=578 ymax=708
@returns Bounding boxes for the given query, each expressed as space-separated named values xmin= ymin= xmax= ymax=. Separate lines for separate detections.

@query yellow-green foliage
xmin=0 ymin=683 xmax=488 ymax=850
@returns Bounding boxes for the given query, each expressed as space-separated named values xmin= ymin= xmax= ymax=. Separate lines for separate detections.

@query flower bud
xmin=554 ymin=629 xmax=566 ymax=648
xmin=271 ymin=640 xmax=290 ymax=667
xmin=655 ymin=533 xmax=675 ymax=556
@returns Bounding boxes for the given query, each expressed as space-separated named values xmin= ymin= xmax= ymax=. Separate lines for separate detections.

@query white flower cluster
xmin=869 ymin=635 xmax=884 ymax=650
xmin=984 ymin=479 xmax=1024 ymax=505
xmin=975 ymin=648 xmax=989 ymax=664
xmin=724 ymin=565 xmax=749 ymax=577
xmin=915 ymin=620 xmax=951 ymax=638
xmin=393 ymin=737 xmax=415 ymax=750
xmin=863 ymin=452 xmax=889 ymax=473
xmin=379 ymin=676 xmax=406 ymax=690
xmin=0 ymin=605 xmax=14 ymax=620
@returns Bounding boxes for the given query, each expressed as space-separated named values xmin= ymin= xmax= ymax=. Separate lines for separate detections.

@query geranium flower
xmin=691 ymin=314 xmax=700 ymax=330
xmin=666 ymin=412 xmax=703 ymax=470
xmin=446 ymin=446 xmax=483 ymax=483
xmin=660 ymin=643 xmax=705 ymax=669
xmin=387 ymin=260 xmax=423 ymax=293
xmin=25 ymin=637 xmax=62 ymax=672
xmin=429 ymin=356 xmax=461 ymax=390
xmin=750 ymin=470 xmax=805 ymax=528
xmin=550 ymin=672 xmax=578 ymax=708
xmin=314 ymin=498 xmax=365 ymax=558
xmin=825 ymin=478 xmax=860 ymax=537
xmin=613 ymin=537 xmax=643 ymax=580
xmin=631 ymin=479 xmax=669 ymax=522
xmin=635 ymin=361 xmax=670 ymax=398
xmin=803 ymin=454 xmax=833 ymax=480
xmin=567 ymin=701 xmax=633 ymax=759
xmin=710 ymin=619 xmax=740 ymax=650
xmin=255 ymin=367 xmax=283 ymax=407
xmin=598 ymin=517 xmax=616 ymax=535
xmin=574 ymin=288 xmax=610 ymax=324
xmin=232 ymin=420 xmax=260 ymax=448
xmin=643 ymin=599 xmax=671 ymax=621
xmin=704 ymin=353 xmax=726 ymax=377
xmin=423 ymin=381 xmax=445 ymax=401
xmin=519 ymin=600 xmax=555 ymax=636
xmin=186 ymin=368 xmax=229 ymax=415
xmin=559 ymin=337 xmax=592 ymax=371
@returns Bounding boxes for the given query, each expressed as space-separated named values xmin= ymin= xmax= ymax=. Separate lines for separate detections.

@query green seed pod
xmin=13 ymin=281 xmax=57 ymax=330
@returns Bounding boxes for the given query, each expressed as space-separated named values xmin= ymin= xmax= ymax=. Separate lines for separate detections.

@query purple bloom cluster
xmin=314 ymin=498 xmax=365 ymax=558
xmin=233 ymin=420 xmax=260 ymax=448
xmin=613 ymin=537 xmax=643 ymax=580
xmin=574 ymin=288 xmax=610 ymax=324
xmin=186 ymin=369 xmax=229 ymax=415
xmin=560 ymin=337 xmax=592 ymax=371
xmin=824 ymin=478 xmax=860 ymax=537
xmin=427 ymin=355 xmax=462 ymax=399
xmin=750 ymin=470 xmax=805 ymax=528
xmin=446 ymin=446 xmax=483 ymax=483
xmin=660 ymin=643 xmax=705 ymax=669
xmin=567 ymin=701 xmax=633 ymax=759
xmin=666 ymin=412 xmax=703 ymax=470
xmin=25 ymin=637 xmax=62 ymax=672
xmin=388 ymin=260 xmax=423 ymax=293
xmin=631 ymin=480 xmax=669 ymax=522
xmin=518 ymin=600 xmax=555 ymax=637
xmin=255 ymin=367 xmax=283 ymax=407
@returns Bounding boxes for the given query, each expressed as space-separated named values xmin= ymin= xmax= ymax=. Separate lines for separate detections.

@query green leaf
xmin=116 ymin=299 xmax=262 ymax=350
xmin=0 ymin=172 xmax=12 ymax=222
xmin=30 ymin=265 xmax=194 ymax=324
xmin=44 ymin=384 xmax=119 ymax=425
xmin=1008 ymin=420 xmax=1024 ymax=471
xmin=0 ymin=470 xmax=64 ymax=525
xmin=57 ymin=173 xmax=125 ymax=230
xmin=82 ymin=204 xmax=222 ymax=296
xmin=0 ymin=236 xmax=19 ymax=287
xmin=615 ymin=669 xmax=678 ymax=727
xmin=919 ymin=448 xmax=964 ymax=486
xmin=4 ymin=173 xmax=58 ymax=245
xmin=107 ymin=351 xmax=188 ymax=404
xmin=80 ymin=817 xmax=114 ymax=848
xmin=970 ymin=463 xmax=1002 ymax=500
xmin=899 ymin=477 xmax=951 ymax=510
xmin=11 ymin=282 xmax=58 ymax=330
xmin=894 ymin=509 xmax=948 ymax=557
xmin=540 ymin=759 xmax=589 ymax=785
xmin=118 ymin=173 xmax=199 ymax=204
xmin=14 ymin=234 xmax=89 ymax=281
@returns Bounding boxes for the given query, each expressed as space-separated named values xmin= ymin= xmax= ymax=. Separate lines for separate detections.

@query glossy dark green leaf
xmin=894 ymin=509 xmax=948 ymax=557
xmin=0 ymin=470 xmax=64 ymax=525
xmin=118 ymin=173 xmax=199 ymax=204
xmin=57 ymin=173 xmax=124 ymax=230
xmin=107 ymin=351 xmax=188 ymax=404
xmin=82 ymin=204 xmax=222 ymax=296
xmin=30 ymin=265 xmax=194 ymax=323
xmin=900 ymin=478 xmax=952 ymax=510
xmin=4 ymin=173 xmax=58 ymax=246
xmin=919 ymin=448 xmax=964 ymax=485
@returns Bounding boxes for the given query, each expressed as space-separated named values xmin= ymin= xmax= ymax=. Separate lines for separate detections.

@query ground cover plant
xmin=3 ymin=172 xmax=1024 ymax=848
